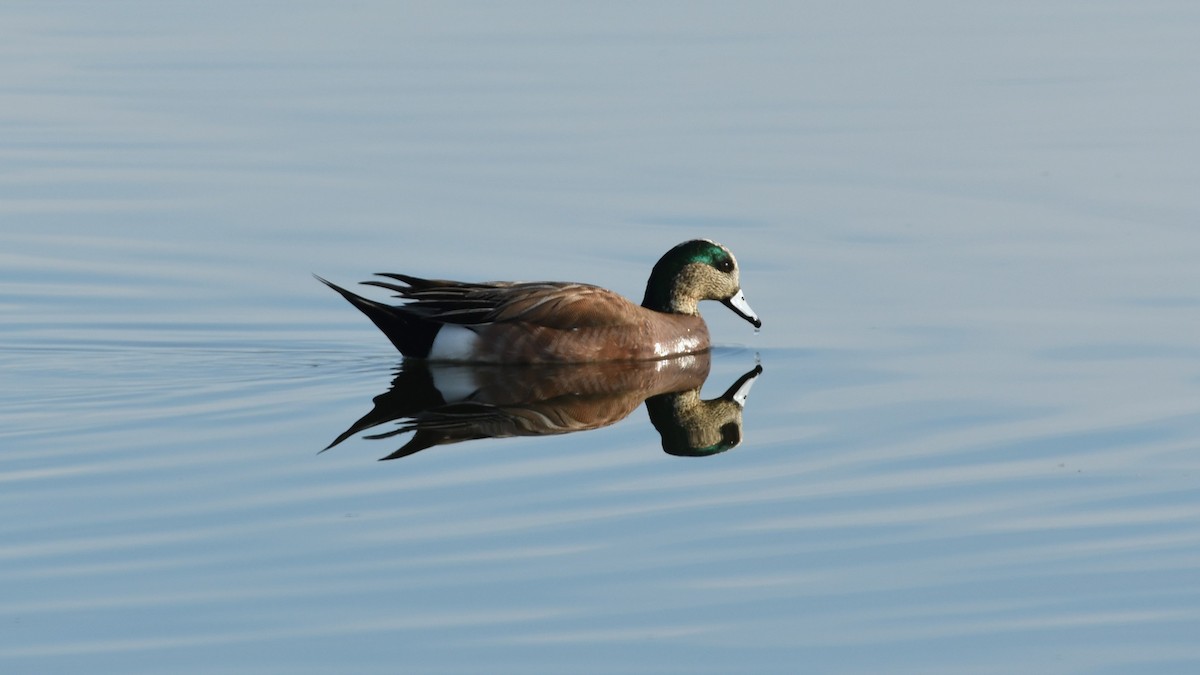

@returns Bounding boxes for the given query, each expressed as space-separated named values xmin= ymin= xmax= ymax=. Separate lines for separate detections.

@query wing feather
xmin=361 ymin=275 xmax=641 ymax=328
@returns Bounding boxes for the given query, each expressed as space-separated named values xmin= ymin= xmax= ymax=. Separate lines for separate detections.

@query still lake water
xmin=4 ymin=2 xmax=1200 ymax=673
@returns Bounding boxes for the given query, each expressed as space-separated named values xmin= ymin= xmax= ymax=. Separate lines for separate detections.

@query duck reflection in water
xmin=324 ymin=352 xmax=762 ymax=460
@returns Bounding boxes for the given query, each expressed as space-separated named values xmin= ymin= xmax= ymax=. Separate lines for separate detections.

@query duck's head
xmin=642 ymin=239 xmax=761 ymax=328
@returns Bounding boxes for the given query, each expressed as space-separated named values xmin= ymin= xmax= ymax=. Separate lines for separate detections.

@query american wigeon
xmin=317 ymin=238 xmax=760 ymax=363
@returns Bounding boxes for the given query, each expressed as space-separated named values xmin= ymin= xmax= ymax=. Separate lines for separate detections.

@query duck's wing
xmin=363 ymin=275 xmax=643 ymax=329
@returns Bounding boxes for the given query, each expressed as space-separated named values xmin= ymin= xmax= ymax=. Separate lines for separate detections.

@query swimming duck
xmin=317 ymin=238 xmax=760 ymax=363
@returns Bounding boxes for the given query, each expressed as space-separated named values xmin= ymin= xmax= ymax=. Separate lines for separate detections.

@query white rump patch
xmin=427 ymin=325 xmax=479 ymax=362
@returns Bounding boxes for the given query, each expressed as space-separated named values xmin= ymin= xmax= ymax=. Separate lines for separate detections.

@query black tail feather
xmin=315 ymin=275 xmax=441 ymax=357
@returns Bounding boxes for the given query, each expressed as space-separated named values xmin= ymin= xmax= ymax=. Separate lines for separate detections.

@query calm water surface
xmin=3 ymin=2 xmax=1200 ymax=673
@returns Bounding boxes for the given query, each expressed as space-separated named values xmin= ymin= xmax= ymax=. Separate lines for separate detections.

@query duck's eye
xmin=715 ymin=258 xmax=735 ymax=273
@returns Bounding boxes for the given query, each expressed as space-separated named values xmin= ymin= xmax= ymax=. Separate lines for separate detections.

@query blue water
xmin=4 ymin=2 xmax=1200 ymax=673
